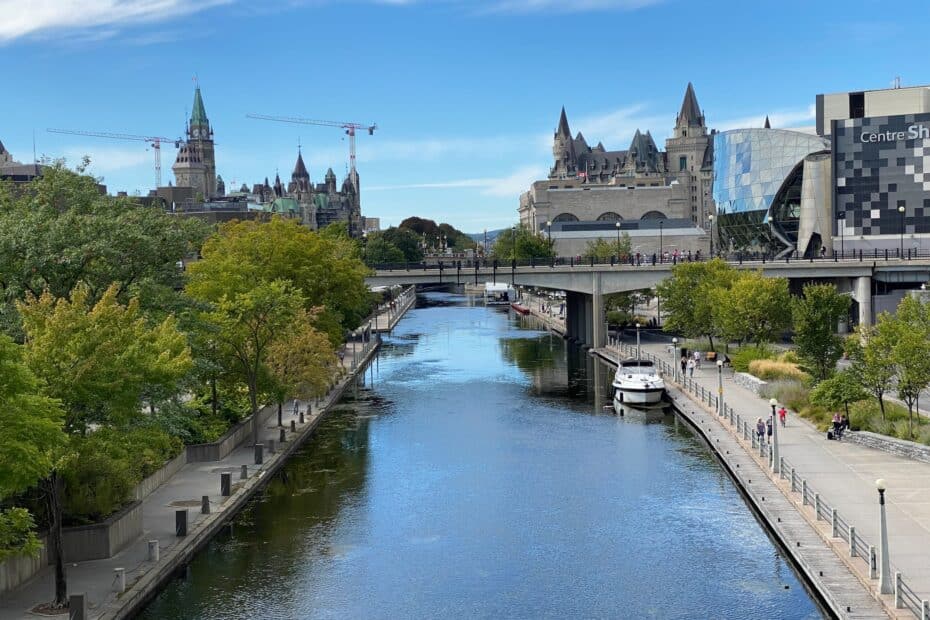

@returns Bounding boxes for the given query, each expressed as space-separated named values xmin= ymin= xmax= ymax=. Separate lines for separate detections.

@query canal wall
xmin=592 ymin=348 xmax=889 ymax=619
xmin=91 ymin=337 xmax=383 ymax=620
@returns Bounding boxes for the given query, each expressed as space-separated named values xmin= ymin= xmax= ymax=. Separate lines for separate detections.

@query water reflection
xmin=139 ymin=291 xmax=823 ymax=620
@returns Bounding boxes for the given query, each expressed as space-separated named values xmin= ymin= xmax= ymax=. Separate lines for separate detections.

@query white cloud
xmin=367 ymin=164 xmax=546 ymax=197
xmin=0 ymin=0 xmax=231 ymax=43
xmin=60 ymin=144 xmax=155 ymax=181
xmin=713 ymin=105 xmax=816 ymax=132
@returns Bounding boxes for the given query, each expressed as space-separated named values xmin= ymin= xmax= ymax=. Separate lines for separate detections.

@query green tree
xmin=363 ymin=234 xmax=405 ymax=266
xmin=792 ymin=283 xmax=850 ymax=382
xmin=715 ymin=271 xmax=791 ymax=346
xmin=491 ymin=225 xmax=552 ymax=261
xmin=810 ymin=368 xmax=868 ymax=417
xmin=380 ymin=227 xmax=424 ymax=262
xmin=890 ymin=295 xmax=930 ymax=437
xmin=582 ymin=233 xmax=632 ymax=261
xmin=848 ymin=316 xmax=897 ymax=421
xmin=656 ymin=259 xmax=736 ymax=349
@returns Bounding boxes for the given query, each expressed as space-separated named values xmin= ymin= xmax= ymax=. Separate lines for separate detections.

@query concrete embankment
xmin=592 ymin=348 xmax=889 ymax=620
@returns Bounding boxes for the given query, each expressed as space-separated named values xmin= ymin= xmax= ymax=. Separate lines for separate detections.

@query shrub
xmin=778 ymin=350 xmax=799 ymax=364
xmin=0 ymin=508 xmax=42 ymax=560
xmin=748 ymin=359 xmax=810 ymax=382
xmin=731 ymin=345 xmax=772 ymax=372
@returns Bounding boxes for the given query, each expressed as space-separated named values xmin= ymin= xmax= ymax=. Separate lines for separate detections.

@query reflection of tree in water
xmin=137 ymin=407 xmax=373 ymax=619
xmin=498 ymin=335 xmax=560 ymax=373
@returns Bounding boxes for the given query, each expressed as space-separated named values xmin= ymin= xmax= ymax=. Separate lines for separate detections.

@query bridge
xmin=367 ymin=256 xmax=930 ymax=349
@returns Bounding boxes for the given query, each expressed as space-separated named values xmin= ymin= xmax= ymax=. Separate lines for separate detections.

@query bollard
xmin=291 ymin=420 xmax=296 ymax=433
xmin=849 ymin=526 xmax=856 ymax=557
xmin=147 ymin=539 xmax=159 ymax=562
xmin=279 ymin=428 xmax=286 ymax=443
xmin=299 ymin=410 xmax=305 ymax=424
xmin=869 ymin=545 xmax=877 ymax=579
xmin=254 ymin=443 xmax=264 ymax=465
xmin=176 ymin=509 xmax=188 ymax=537
xmin=267 ymin=438 xmax=276 ymax=454
xmin=240 ymin=464 xmax=248 ymax=480
xmin=831 ymin=508 xmax=838 ymax=538
xmin=114 ymin=567 xmax=126 ymax=593
xmin=201 ymin=495 xmax=211 ymax=514
xmin=220 ymin=472 xmax=231 ymax=496
xmin=69 ymin=593 xmax=87 ymax=620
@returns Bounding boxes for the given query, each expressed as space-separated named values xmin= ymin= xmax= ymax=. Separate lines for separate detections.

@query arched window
xmin=552 ymin=213 xmax=579 ymax=223
xmin=597 ymin=212 xmax=622 ymax=222
xmin=640 ymin=210 xmax=667 ymax=220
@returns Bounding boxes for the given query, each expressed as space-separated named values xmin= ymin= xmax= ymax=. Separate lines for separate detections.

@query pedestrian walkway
xmin=609 ymin=341 xmax=930 ymax=618
xmin=0 ymin=337 xmax=381 ymax=620
xmin=520 ymin=291 xmax=566 ymax=335
xmin=370 ymin=285 xmax=416 ymax=333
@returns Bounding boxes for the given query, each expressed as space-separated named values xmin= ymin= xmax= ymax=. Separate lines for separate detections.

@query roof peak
xmin=677 ymin=82 xmax=704 ymax=127
xmin=764 ymin=115 xmax=771 ymax=129
xmin=557 ymin=107 xmax=571 ymax=137
xmin=292 ymin=149 xmax=310 ymax=181
xmin=190 ymin=87 xmax=209 ymax=127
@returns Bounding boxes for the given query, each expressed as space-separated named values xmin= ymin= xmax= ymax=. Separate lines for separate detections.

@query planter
xmin=186 ymin=405 xmax=276 ymax=463
xmin=60 ymin=501 xmax=143 ymax=563
xmin=844 ymin=430 xmax=930 ymax=464
xmin=0 ymin=536 xmax=49 ymax=596
xmin=133 ymin=450 xmax=187 ymax=501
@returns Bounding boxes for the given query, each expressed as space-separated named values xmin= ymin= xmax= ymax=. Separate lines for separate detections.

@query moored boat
xmin=612 ymin=358 xmax=666 ymax=405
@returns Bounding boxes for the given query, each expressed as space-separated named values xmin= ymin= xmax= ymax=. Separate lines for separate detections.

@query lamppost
xmin=635 ymin=322 xmax=641 ymax=360
xmin=876 ymin=478 xmax=892 ymax=594
xmin=769 ymin=398 xmax=779 ymax=472
xmin=717 ymin=359 xmax=724 ymax=415
xmin=672 ymin=337 xmax=679 ymax=381
xmin=659 ymin=220 xmax=664 ymax=262
xmin=898 ymin=205 xmax=906 ymax=258
xmin=511 ymin=225 xmax=517 ymax=261
xmin=615 ymin=220 xmax=621 ymax=257
xmin=837 ymin=211 xmax=845 ymax=258
xmin=546 ymin=220 xmax=552 ymax=257
xmin=707 ymin=214 xmax=715 ymax=258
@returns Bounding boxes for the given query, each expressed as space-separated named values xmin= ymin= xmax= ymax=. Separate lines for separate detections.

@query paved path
xmin=0 ymin=337 xmax=380 ymax=620
xmin=609 ymin=341 xmax=930 ymax=617
xmin=370 ymin=286 xmax=416 ymax=333
xmin=520 ymin=291 xmax=566 ymax=335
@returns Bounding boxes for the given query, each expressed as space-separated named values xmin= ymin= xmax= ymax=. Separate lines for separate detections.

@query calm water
xmin=138 ymin=292 xmax=824 ymax=619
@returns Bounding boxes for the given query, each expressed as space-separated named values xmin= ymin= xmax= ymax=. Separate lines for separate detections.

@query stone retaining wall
xmin=844 ymin=430 xmax=930 ymax=464
xmin=0 ymin=536 xmax=49 ymax=596
xmin=186 ymin=405 xmax=275 ymax=463
xmin=61 ymin=501 xmax=143 ymax=563
xmin=133 ymin=450 xmax=187 ymax=501
xmin=733 ymin=371 xmax=767 ymax=396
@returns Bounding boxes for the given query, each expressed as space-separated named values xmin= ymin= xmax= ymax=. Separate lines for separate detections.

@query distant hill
xmin=468 ymin=228 xmax=507 ymax=244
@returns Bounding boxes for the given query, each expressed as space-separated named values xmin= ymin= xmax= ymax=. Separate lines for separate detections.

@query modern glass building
xmin=713 ymin=128 xmax=830 ymax=256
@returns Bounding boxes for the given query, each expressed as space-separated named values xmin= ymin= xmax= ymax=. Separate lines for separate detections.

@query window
xmin=849 ymin=92 xmax=865 ymax=119
xmin=679 ymin=155 xmax=687 ymax=171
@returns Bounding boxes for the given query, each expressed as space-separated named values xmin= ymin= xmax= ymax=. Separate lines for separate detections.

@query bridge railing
xmin=371 ymin=247 xmax=930 ymax=273
xmin=609 ymin=340 xmax=929 ymax=619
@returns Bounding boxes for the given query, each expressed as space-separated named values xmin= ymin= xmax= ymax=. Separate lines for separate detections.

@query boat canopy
xmin=620 ymin=359 xmax=655 ymax=368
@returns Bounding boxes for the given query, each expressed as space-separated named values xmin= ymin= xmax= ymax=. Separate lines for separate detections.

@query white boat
xmin=484 ymin=282 xmax=516 ymax=306
xmin=612 ymin=359 xmax=666 ymax=405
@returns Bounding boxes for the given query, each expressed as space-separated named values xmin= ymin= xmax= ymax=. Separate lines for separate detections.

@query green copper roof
xmin=191 ymin=87 xmax=208 ymax=126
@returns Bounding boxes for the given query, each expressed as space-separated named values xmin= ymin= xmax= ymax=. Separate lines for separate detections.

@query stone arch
xmin=596 ymin=212 xmax=622 ymax=222
xmin=640 ymin=210 xmax=667 ymax=220
xmin=552 ymin=213 xmax=579 ymax=222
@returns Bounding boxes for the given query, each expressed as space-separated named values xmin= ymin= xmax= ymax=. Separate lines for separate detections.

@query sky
xmin=3 ymin=0 xmax=930 ymax=232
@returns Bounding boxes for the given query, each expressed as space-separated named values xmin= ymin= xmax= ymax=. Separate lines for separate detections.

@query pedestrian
xmin=778 ymin=405 xmax=787 ymax=427
xmin=292 ymin=398 xmax=299 ymax=416
xmin=680 ymin=355 xmax=687 ymax=375
xmin=756 ymin=417 xmax=766 ymax=445
xmin=820 ymin=246 xmax=827 ymax=259
xmin=693 ymin=350 xmax=701 ymax=369
xmin=839 ymin=413 xmax=849 ymax=439
xmin=687 ymin=358 xmax=695 ymax=377
xmin=832 ymin=412 xmax=842 ymax=440
xmin=695 ymin=249 xmax=702 ymax=261
xmin=766 ymin=417 xmax=773 ymax=442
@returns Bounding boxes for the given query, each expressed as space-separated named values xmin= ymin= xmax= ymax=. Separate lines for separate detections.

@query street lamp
xmin=546 ymin=220 xmax=552 ymax=257
xmin=769 ymin=398 xmax=779 ymax=473
xmin=511 ymin=225 xmax=517 ymax=261
xmin=898 ymin=205 xmax=906 ymax=258
xmin=615 ymin=221 xmax=621 ymax=259
xmin=635 ymin=322 xmax=641 ymax=360
xmin=876 ymin=479 xmax=892 ymax=594
xmin=707 ymin=214 xmax=715 ymax=258
xmin=717 ymin=359 xmax=724 ymax=415
xmin=837 ymin=211 xmax=845 ymax=259
xmin=672 ymin=337 xmax=679 ymax=381
xmin=659 ymin=220 xmax=664 ymax=262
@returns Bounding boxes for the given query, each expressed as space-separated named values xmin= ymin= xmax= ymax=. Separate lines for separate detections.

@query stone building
xmin=172 ymin=86 xmax=216 ymax=200
xmin=519 ymin=83 xmax=716 ymax=232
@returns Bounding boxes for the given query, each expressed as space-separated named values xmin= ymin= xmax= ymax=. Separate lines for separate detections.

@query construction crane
xmin=245 ymin=114 xmax=376 ymax=187
xmin=47 ymin=128 xmax=183 ymax=188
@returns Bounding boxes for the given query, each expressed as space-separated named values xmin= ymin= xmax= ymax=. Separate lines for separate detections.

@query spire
xmin=190 ymin=87 xmax=208 ymax=127
xmin=557 ymin=107 xmax=571 ymax=137
xmin=677 ymin=82 xmax=704 ymax=127
xmin=292 ymin=149 xmax=310 ymax=181
xmin=764 ymin=115 xmax=771 ymax=129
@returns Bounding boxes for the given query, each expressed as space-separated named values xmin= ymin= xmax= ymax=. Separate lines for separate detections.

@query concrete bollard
xmin=869 ymin=545 xmax=877 ymax=579
xmin=240 ymin=464 xmax=248 ymax=480
xmin=220 ymin=472 xmax=231 ymax=496
xmin=299 ymin=410 xmax=305 ymax=424
xmin=267 ymin=438 xmax=276 ymax=454
xmin=254 ymin=443 xmax=264 ymax=465
xmin=201 ymin=495 xmax=211 ymax=515
xmin=176 ymin=509 xmax=188 ymax=536
xmin=113 ymin=567 xmax=126 ymax=593
xmin=849 ymin=526 xmax=856 ymax=557
xmin=290 ymin=420 xmax=296 ymax=433
xmin=69 ymin=593 xmax=87 ymax=620
xmin=147 ymin=540 xmax=159 ymax=562
xmin=279 ymin=428 xmax=286 ymax=443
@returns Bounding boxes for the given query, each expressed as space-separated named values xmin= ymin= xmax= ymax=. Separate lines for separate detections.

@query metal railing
xmin=609 ymin=340 xmax=929 ymax=618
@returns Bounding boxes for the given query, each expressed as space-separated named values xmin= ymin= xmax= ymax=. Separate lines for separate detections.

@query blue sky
xmin=2 ymin=0 xmax=929 ymax=232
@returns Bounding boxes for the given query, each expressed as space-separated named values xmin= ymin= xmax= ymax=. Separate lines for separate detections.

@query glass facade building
xmin=713 ymin=129 xmax=830 ymax=255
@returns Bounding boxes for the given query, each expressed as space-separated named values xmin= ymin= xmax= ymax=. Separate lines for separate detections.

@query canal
xmin=138 ymin=292 xmax=824 ymax=619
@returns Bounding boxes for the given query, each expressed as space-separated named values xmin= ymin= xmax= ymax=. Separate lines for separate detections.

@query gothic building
xmin=172 ymin=86 xmax=217 ymax=199
xmin=520 ymin=83 xmax=716 ymax=231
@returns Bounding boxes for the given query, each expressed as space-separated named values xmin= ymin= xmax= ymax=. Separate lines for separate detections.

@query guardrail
xmin=611 ymin=341 xmax=929 ymax=619
xmin=371 ymin=247 xmax=930 ymax=273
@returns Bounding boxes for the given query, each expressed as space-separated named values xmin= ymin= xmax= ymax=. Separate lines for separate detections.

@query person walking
xmin=693 ymin=350 xmax=701 ymax=370
xmin=778 ymin=405 xmax=787 ymax=427
xmin=766 ymin=417 xmax=773 ymax=443
xmin=839 ymin=413 xmax=849 ymax=439
xmin=756 ymin=418 xmax=766 ymax=445
xmin=832 ymin=412 xmax=842 ymax=440
xmin=687 ymin=358 xmax=695 ymax=377
xmin=680 ymin=355 xmax=688 ymax=376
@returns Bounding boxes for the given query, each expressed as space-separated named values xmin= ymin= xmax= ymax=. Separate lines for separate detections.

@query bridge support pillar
xmin=854 ymin=275 xmax=872 ymax=329
xmin=591 ymin=273 xmax=605 ymax=349
xmin=583 ymin=294 xmax=593 ymax=348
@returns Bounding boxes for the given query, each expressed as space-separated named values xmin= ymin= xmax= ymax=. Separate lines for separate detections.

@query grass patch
xmin=748 ymin=359 xmax=810 ymax=383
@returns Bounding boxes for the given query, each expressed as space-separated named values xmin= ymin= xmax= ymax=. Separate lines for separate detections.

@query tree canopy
xmin=656 ymin=259 xmax=738 ymax=349
xmin=581 ymin=234 xmax=631 ymax=261
xmin=490 ymin=225 xmax=552 ymax=260
xmin=792 ymin=283 xmax=850 ymax=382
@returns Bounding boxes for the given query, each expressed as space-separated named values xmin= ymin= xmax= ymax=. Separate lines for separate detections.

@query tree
xmin=380 ymin=227 xmax=424 ymax=262
xmin=848 ymin=316 xmax=897 ymax=421
xmin=792 ymin=283 xmax=850 ymax=382
xmin=890 ymin=295 xmax=930 ymax=437
xmin=581 ymin=233 xmax=631 ymax=261
xmin=810 ymin=369 xmax=868 ymax=417
xmin=362 ymin=234 xmax=405 ymax=266
xmin=490 ymin=225 xmax=552 ymax=260
xmin=201 ymin=280 xmax=303 ymax=446
xmin=656 ymin=259 xmax=736 ymax=349
xmin=715 ymin=271 xmax=791 ymax=346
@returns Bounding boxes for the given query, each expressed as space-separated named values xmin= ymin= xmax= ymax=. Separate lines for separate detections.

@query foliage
xmin=847 ymin=313 xmax=899 ymax=421
xmin=747 ymin=359 xmax=809 ymax=382
xmin=17 ymin=284 xmax=192 ymax=434
xmin=266 ymin=312 xmax=339 ymax=406
xmin=379 ymin=227 xmax=424 ymax=263
xmin=606 ymin=310 xmax=631 ymax=326
xmin=581 ymin=233 xmax=631 ymax=261
xmin=362 ymin=235 xmax=405 ymax=266
xmin=398 ymin=217 xmax=474 ymax=252
xmin=0 ymin=508 xmax=42 ymax=560
xmin=730 ymin=345 xmax=772 ymax=373
xmin=759 ymin=380 xmax=810 ymax=413
xmin=187 ymin=217 xmax=371 ymax=344
xmin=0 ymin=334 xmax=65 ymax=500
xmin=490 ymin=225 xmax=553 ymax=260
xmin=791 ymin=283 xmax=850 ymax=382
xmin=656 ymin=259 xmax=737 ymax=349
xmin=714 ymin=271 xmax=791 ymax=346
xmin=888 ymin=295 xmax=930 ymax=437
xmin=809 ymin=369 xmax=868 ymax=416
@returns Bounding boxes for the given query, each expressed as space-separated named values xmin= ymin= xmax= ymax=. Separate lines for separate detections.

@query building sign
xmin=833 ymin=112 xmax=930 ymax=237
